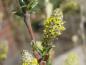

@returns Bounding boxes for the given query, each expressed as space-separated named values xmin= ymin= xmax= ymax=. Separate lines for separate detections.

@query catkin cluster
xmin=43 ymin=8 xmax=65 ymax=42
xmin=21 ymin=50 xmax=39 ymax=65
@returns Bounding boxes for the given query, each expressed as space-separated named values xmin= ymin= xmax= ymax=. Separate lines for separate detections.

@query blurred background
xmin=0 ymin=0 xmax=86 ymax=65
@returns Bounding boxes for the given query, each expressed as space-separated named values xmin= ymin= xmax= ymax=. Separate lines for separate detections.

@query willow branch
xmin=24 ymin=11 xmax=35 ymax=41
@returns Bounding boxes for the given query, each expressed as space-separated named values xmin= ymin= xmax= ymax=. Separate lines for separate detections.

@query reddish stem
xmin=24 ymin=11 xmax=35 ymax=41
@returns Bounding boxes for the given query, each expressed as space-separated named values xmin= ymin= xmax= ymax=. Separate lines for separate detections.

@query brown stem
xmin=24 ymin=11 xmax=35 ymax=41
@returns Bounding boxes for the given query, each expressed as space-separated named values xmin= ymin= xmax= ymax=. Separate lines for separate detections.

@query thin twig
xmin=24 ymin=11 xmax=35 ymax=41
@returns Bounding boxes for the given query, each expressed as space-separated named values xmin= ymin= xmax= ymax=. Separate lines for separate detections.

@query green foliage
xmin=64 ymin=52 xmax=79 ymax=65
xmin=14 ymin=0 xmax=39 ymax=16
xmin=29 ymin=0 xmax=38 ymax=11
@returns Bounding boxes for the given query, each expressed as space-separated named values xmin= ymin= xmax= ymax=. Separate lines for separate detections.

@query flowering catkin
xmin=21 ymin=50 xmax=39 ymax=65
xmin=43 ymin=8 xmax=65 ymax=43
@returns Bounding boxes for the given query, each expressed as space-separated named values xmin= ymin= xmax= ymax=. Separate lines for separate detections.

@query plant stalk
xmin=24 ymin=11 xmax=35 ymax=41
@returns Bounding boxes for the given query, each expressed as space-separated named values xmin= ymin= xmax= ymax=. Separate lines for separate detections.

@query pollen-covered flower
xmin=21 ymin=50 xmax=33 ymax=65
xmin=21 ymin=50 xmax=39 ymax=65
xmin=43 ymin=8 xmax=65 ymax=40
xmin=31 ymin=58 xmax=39 ymax=65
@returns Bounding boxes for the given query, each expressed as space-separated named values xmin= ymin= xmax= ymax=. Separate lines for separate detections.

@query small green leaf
xmin=19 ymin=0 xmax=26 ymax=6
xmin=27 ymin=0 xmax=39 ymax=12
